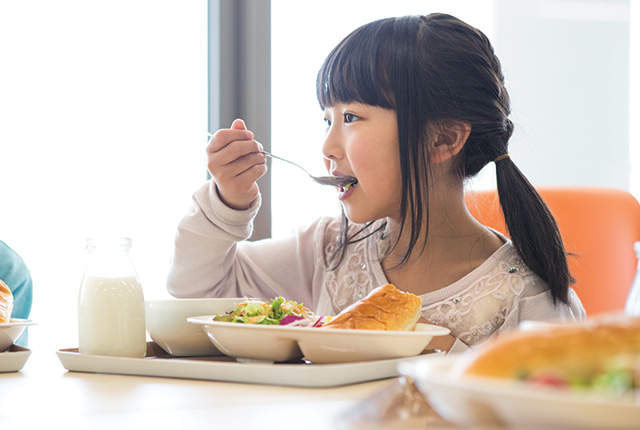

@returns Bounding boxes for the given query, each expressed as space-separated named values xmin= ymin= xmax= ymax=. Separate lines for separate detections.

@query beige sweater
xmin=167 ymin=181 xmax=586 ymax=354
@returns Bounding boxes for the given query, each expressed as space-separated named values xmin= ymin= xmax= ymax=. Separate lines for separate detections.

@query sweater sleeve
xmin=166 ymin=181 xmax=324 ymax=308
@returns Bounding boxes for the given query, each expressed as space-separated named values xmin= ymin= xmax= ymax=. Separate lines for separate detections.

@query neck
xmin=381 ymin=179 xmax=504 ymax=295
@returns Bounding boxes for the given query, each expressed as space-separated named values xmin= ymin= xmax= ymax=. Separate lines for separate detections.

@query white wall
xmin=493 ymin=0 xmax=631 ymax=189
xmin=631 ymin=0 xmax=640 ymax=196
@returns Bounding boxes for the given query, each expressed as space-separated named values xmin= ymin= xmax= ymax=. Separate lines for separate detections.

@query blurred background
xmin=0 ymin=0 xmax=636 ymax=350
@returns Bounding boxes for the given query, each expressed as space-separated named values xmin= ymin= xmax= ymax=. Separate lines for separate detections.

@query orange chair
xmin=465 ymin=187 xmax=640 ymax=316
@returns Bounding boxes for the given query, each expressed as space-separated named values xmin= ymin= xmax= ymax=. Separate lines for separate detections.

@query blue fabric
xmin=0 ymin=240 xmax=33 ymax=346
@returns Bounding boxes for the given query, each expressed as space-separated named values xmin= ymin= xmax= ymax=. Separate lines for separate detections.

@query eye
xmin=344 ymin=113 xmax=359 ymax=123
xmin=323 ymin=117 xmax=332 ymax=127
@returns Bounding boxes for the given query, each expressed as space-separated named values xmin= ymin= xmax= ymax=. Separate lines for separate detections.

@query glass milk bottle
xmin=78 ymin=237 xmax=146 ymax=357
xmin=625 ymin=241 xmax=640 ymax=317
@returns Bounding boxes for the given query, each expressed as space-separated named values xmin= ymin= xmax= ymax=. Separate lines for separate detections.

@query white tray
xmin=56 ymin=342 xmax=444 ymax=388
xmin=0 ymin=345 xmax=32 ymax=373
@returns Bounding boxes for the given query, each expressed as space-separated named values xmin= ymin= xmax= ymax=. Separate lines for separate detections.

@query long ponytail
xmin=494 ymin=145 xmax=573 ymax=304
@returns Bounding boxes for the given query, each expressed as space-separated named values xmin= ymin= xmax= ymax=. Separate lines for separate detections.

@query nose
xmin=321 ymin=125 xmax=343 ymax=165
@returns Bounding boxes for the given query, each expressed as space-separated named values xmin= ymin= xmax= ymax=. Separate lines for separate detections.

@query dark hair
xmin=316 ymin=13 xmax=572 ymax=305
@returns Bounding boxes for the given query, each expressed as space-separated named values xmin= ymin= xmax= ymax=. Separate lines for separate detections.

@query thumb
xmin=231 ymin=118 xmax=247 ymax=130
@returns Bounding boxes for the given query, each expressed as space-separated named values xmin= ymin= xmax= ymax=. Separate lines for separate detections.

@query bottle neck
xmin=86 ymin=237 xmax=132 ymax=252
xmin=83 ymin=237 xmax=137 ymax=279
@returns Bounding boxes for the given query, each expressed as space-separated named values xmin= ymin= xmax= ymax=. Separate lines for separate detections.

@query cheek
xmin=352 ymin=147 xmax=402 ymax=200
xmin=351 ymin=140 xmax=400 ymax=179
xmin=349 ymin=154 xmax=379 ymax=185
xmin=348 ymin=144 xmax=371 ymax=171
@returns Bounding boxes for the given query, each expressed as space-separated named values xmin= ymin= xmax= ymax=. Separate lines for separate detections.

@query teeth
xmin=342 ymin=181 xmax=357 ymax=191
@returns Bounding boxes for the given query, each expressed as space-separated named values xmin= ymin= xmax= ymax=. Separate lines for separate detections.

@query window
xmin=0 ymin=1 xmax=207 ymax=348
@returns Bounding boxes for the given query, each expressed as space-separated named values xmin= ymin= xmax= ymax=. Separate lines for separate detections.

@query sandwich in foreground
xmin=456 ymin=316 xmax=640 ymax=397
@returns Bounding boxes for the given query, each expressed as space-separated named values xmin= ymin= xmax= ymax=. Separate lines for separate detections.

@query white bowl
xmin=145 ymin=298 xmax=243 ymax=356
xmin=0 ymin=319 xmax=37 ymax=351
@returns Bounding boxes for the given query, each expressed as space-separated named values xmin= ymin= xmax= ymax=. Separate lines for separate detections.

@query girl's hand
xmin=207 ymin=119 xmax=267 ymax=210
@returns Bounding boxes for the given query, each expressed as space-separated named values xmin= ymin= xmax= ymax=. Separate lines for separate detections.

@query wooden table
xmin=0 ymin=342 xmax=458 ymax=429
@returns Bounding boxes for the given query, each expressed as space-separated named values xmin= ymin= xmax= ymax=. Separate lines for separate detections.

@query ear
xmin=430 ymin=120 xmax=471 ymax=164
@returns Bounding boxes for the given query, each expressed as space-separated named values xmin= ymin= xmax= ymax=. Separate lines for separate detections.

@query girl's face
xmin=322 ymin=103 xmax=402 ymax=223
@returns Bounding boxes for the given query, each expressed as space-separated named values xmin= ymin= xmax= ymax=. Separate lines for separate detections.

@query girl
xmin=167 ymin=13 xmax=585 ymax=353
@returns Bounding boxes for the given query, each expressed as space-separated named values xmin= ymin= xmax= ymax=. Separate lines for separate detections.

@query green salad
xmin=213 ymin=297 xmax=316 ymax=326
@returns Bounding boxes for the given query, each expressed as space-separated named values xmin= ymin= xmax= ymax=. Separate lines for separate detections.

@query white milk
xmin=78 ymin=276 xmax=146 ymax=357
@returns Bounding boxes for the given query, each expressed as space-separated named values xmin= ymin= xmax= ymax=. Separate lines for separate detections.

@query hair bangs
xmin=316 ymin=19 xmax=396 ymax=110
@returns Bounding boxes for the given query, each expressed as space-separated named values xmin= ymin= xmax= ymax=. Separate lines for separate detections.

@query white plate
xmin=56 ymin=342 xmax=445 ymax=387
xmin=0 ymin=319 xmax=38 ymax=351
xmin=399 ymin=357 xmax=640 ymax=430
xmin=0 ymin=345 xmax=32 ymax=373
xmin=187 ymin=316 xmax=450 ymax=364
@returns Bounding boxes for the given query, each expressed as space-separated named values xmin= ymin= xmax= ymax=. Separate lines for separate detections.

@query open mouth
xmin=340 ymin=179 xmax=358 ymax=193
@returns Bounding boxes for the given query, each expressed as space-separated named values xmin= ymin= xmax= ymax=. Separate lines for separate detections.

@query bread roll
xmin=322 ymin=284 xmax=422 ymax=331
xmin=0 ymin=279 xmax=14 ymax=324
xmin=458 ymin=316 xmax=640 ymax=381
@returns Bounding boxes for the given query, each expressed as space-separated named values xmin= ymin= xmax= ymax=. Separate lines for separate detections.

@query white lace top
xmin=167 ymin=182 xmax=586 ymax=354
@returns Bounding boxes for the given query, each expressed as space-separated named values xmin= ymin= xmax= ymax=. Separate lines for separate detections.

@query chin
xmin=342 ymin=206 xmax=380 ymax=225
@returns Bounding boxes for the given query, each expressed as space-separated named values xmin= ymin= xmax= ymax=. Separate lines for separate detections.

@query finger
xmin=231 ymin=118 xmax=247 ymax=130
xmin=232 ymin=157 xmax=268 ymax=182
xmin=229 ymin=119 xmax=254 ymax=142
xmin=214 ymin=156 xmax=268 ymax=196
xmin=207 ymin=129 xmax=254 ymax=153
xmin=211 ymin=139 xmax=264 ymax=167
xmin=210 ymin=151 xmax=266 ymax=181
